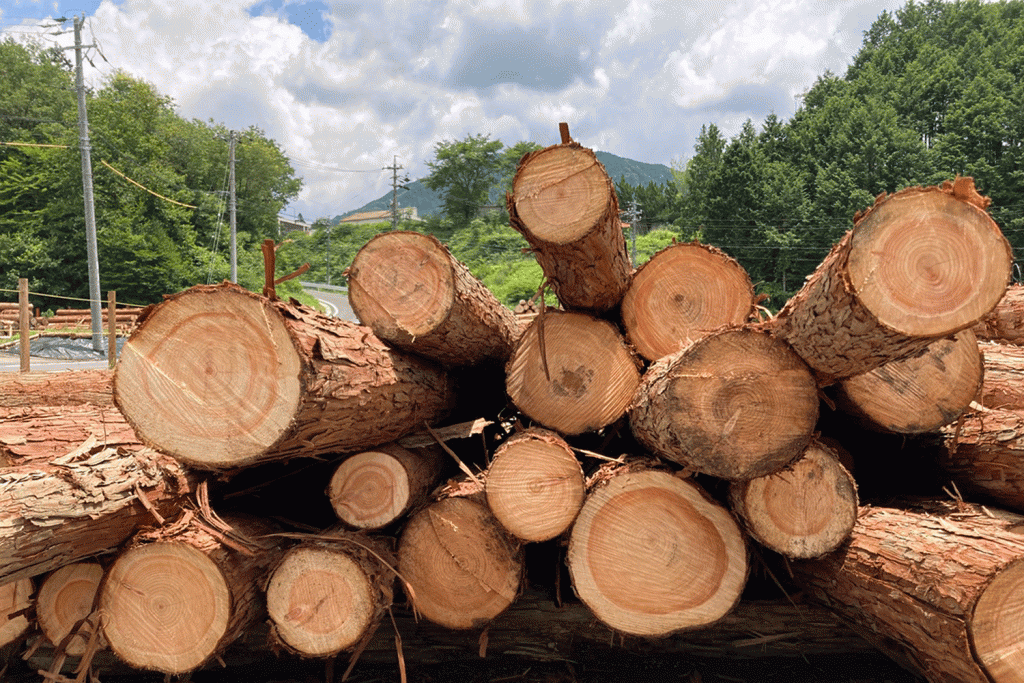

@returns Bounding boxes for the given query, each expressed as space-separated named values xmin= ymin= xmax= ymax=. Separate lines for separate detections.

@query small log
xmin=485 ymin=428 xmax=585 ymax=542
xmin=567 ymin=464 xmax=747 ymax=637
xmin=347 ymin=231 xmax=521 ymax=367
xmin=0 ymin=577 xmax=32 ymax=648
xmin=0 ymin=404 xmax=139 ymax=463
xmin=36 ymin=562 xmax=106 ymax=657
xmin=973 ymin=283 xmax=1024 ymax=345
xmin=328 ymin=443 xmax=444 ymax=530
xmin=113 ymin=282 xmax=454 ymax=471
xmin=772 ymin=178 xmax=1011 ymax=384
xmin=507 ymin=141 xmax=631 ymax=313
xmin=620 ymin=241 xmax=755 ymax=362
xmin=505 ymin=311 xmax=641 ymax=436
xmin=833 ymin=329 xmax=983 ymax=433
xmin=397 ymin=497 xmax=522 ymax=630
xmin=99 ymin=512 xmax=284 ymax=674
xmin=978 ymin=341 xmax=1024 ymax=410
xmin=940 ymin=406 xmax=1024 ymax=512
xmin=265 ymin=529 xmax=394 ymax=658
xmin=629 ymin=326 xmax=819 ymax=481
xmin=0 ymin=369 xmax=114 ymax=408
xmin=793 ymin=501 xmax=1024 ymax=683
xmin=728 ymin=439 xmax=858 ymax=558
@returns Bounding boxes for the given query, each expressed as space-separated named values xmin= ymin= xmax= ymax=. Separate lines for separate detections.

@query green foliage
xmin=423 ymin=133 xmax=505 ymax=228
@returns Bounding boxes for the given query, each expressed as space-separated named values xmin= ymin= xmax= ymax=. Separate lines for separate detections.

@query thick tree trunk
xmin=113 ymin=282 xmax=455 ymax=471
xmin=347 ymin=231 xmax=521 ymax=367
xmin=0 ymin=577 xmax=32 ymax=648
xmin=265 ymin=529 xmax=394 ymax=658
xmin=505 ymin=311 xmax=641 ymax=436
xmin=0 ymin=444 xmax=197 ymax=585
xmin=728 ymin=438 xmax=857 ymax=558
xmin=507 ymin=141 xmax=631 ymax=314
xmin=978 ymin=341 xmax=1024 ymax=410
xmin=98 ymin=512 xmax=284 ymax=674
xmin=397 ymin=497 xmax=522 ymax=630
xmin=793 ymin=501 xmax=1024 ymax=683
xmin=629 ymin=326 xmax=819 ymax=481
xmin=0 ymin=404 xmax=139 ymax=464
xmin=973 ymin=283 xmax=1024 ymax=345
xmin=328 ymin=443 xmax=444 ymax=530
xmin=833 ymin=329 xmax=983 ymax=433
xmin=620 ymin=241 xmax=755 ymax=362
xmin=940 ymin=406 xmax=1024 ymax=513
xmin=485 ymin=427 xmax=585 ymax=542
xmin=567 ymin=464 xmax=748 ymax=637
xmin=0 ymin=369 xmax=114 ymax=408
xmin=771 ymin=178 xmax=1011 ymax=385
xmin=36 ymin=562 xmax=105 ymax=657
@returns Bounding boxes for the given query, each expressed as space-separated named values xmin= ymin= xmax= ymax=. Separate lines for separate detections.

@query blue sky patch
xmin=247 ymin=0 xmax=330 ymax=43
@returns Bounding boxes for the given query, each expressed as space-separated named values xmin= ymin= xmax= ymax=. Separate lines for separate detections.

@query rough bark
xmin=505 ymin=311 xmax=641 ymax=436
xmin=793 ymin=501 xmax=1024 ymax=683
xmin=36 ymin=562 xmax=106 ymax=657
xmin=833 ymin=329 xmax=983 ymax=433
xmin=0 ymin=404 xmax=140 ymax=464
xmin=629 ymin=326 xmax=819 ymax=481
xmin=347 ymin=231 xmax=521 ymax=367
xmin=728 ymin=439 xmax=858 ymax=558
xmin=973 ymin=283 xmax=1024 ymax=345
xmin=507 ymin=142 xmax=631 ymax=313
xmin=771 ymin=178 xmax=1011 ymax=385
xmin=567 ymin=464 xmax=748 ymax=637
xmin=113 ymin=282 xmax=455 ymax=471
xmin=940 ymin=406 xmax=1024 ymax=513
xmin=978 ymin=341 xmax=1024 ymax=410
xmin=0 ymin=369 xmax=114 ymax=408
xmin=620 ymin=241 xmax=755 ymax=362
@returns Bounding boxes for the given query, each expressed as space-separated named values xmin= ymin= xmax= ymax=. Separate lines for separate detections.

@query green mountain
xmin=333 ymin=150 xmax=674 ymax=222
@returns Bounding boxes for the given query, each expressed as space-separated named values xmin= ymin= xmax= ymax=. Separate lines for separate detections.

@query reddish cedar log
xmin=485 ymin=427 xmax=585 ymax=542
xmin=0 ymin=404 xmax=140 ymax=465
xmin=347 ymin=231 xmax=520 ymax=367
xmin=99 ymin=513 xmax=284 ymax=674
xmin=728 ymin=439 xmax=857 ymax=558
xmin=37 ymin=562 xmax=106 ymax=657
xmin=328 ymin=443 xmax=444 ymax=530
xmin=0 ymin=444 xmax=197 ymax=585
xmin=507 ymin=141 xmax=631 ymax=313
xmin=0 ymin=577 xmax=32 ymax=648
xmin=772 ymin=178 xmax=1011 ymax=385
xmin=265 ymin=529 xmax=394 ymax=658
xmin=505 ymin=311 xmax=641 ymax=436
xmin=940 ymin=406 xmax=1024 ymax=513
xmin=833 ymin=329 xmax=983 ymax=433
xmin=397 ymin=497 xmax=522 ymax=630
xmin=567 ymin=464 xmax=747 ymax=637
xmin=113 ymin=282 xmax=454 ymax=471
xmin=974 ymin=283 xmax=1024 ymax=345
xmin=978 ymin=341 xmax=1024 ymax=410
xmin=793 ymin=501 xmax=1024 ymax=683
xmin=629 ymin=326 xmax=819 ymax=481
xmin=620 ymin=241 xmax=755 ymax=362
xmin=0 ymin=369 xmax=114 ymax=408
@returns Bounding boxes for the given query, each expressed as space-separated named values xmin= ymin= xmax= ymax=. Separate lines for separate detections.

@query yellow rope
xmin=0 ymin=141 xmax=69 ymax=148
xmin=100 ymin=159 xmax=197 ymax=208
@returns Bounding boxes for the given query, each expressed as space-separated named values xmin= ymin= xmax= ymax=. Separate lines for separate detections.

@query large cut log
xmin=728 ymin=439 xmax=857 ymax=558
xmin=327 ymin=443 xmax=444 ymax=530
xmin=0 ymin=369 xmax=114 ymax=408
xmin=113 ymin=282 xmax=455 ymax=471
xmin=485 ymin=427 xmax=585 ymax=542
xmin=347 ymin=231 xmax=521 ymax=367
xmin=397 ymin=496 xmax=522 ymax=630
xmin=507 ymin=140 xmax=631 ymax=313
xmin=629 ymin=326 xmax=819 ymax=481
xmin=567 ymin=464 xmax=747 ymax=637
xmin=978 ymin=341 xmax=1024 ymax=410
xmin=940 ymin=406 xmax=1024 ymax=512
xmin=0 ymin=577 xmax=32 ymax=648
xmin=620 ymin=241 xmax=755 ymax=362
xmin=832 ymin=329 xmax=983 ymax=433
xmin=0 ymin=404 xmax=140 ymax=464
xmin=36 ymin=562 xmax=106 ymax=657
xmin=265 ymin=529 xmax=394 ymax=658
xmin=98 ymin=512 xmax=284 ymax=675
xmin=0 ymin=444 xmax=197 ymax=585
xmin=505 ymin=311 xmax=641 ymax=436
xmin=772 ymin=178 xmax=1011 ymax=385
xmin=974 ymin=283 xmax=1024 ymax=345
xmin=793 ymin=501 xmax=1024 ymax=683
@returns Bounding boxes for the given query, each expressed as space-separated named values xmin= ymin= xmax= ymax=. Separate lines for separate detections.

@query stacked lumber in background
xmin=3 ymin=126 xmax=1023 ymax=683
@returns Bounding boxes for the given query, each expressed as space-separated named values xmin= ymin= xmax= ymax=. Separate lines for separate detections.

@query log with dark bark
xmin=833 ymin=329 xmax=983 ymax=433
xmin=620 ymin=241 xmax=755 ymax=362
xmin=397 ymin=496 xmax=522 ymax=630
xmin=507 ymin=139 xmax=631 ymax=314
xmin=98 ymin=512 xmax=284 ymax=674
xmin=567 ymin=463 xmax=748 ymax=637
xmin=793 ymin=501 xmax=1024 ymax=683
xmin=505 ymin=310 xmax=641 ymax=436
xmin=978 ymin=341 xmax=1024 ymax=410
xmin=36 ymin=562 xmax=105 ymax=657
xmin=940 ymin=406 xmax=1024 ymax=513
xmin=629 ymin=326 xmax=819 ymax=481
xmin=113 ymin=282 xmax=455 ymax=471
xmin=772 ymin=178 xmax=1011 ymax=385
xmin=974 ymin=283 xmax=1024 ymax=345
xmin=347 ymin=231 xmax=521 ymax=367
xmin=728 ymin=438 xmax=857 ymax=558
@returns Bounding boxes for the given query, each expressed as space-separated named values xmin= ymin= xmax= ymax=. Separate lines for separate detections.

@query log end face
xmin=0 ymin=576 xmax=33 ymax=648
xmin=328 ymin=450 xmax=412 ymax=530
xmin=971 ymin=558 xmax=1024 ymax=683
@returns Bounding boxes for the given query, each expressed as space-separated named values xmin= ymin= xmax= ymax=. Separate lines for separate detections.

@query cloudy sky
xmin=1 ymin=0 xmax=906 ymax=221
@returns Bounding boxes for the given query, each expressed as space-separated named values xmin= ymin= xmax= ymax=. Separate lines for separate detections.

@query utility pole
xmin=67 ymin=16 xmax=103 ymax=352
xmin=627 ymin=199 xmax=641 ymax=264
xmin=383 ymin=156 xmax=409 ymax=231
xmin=325 ymin=223 xmax=331 ymax=285
xmin=228 ymin=132 xmax=237 ymax=283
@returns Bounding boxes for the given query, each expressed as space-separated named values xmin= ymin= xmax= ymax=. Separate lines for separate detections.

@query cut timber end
xmin=0 ymin=577 xmax=32 ymax=648
xmin=114 ymin=284 xmax=302 ymax=468
xmin=621 ymin=241 xmax=755 ymax=362
xmin=36 ymin=562 xmax=106 ymax=657
xmin=567 ymin=469 xmax=747 ymax=637
xmin=970 ymin=558 xmax=1024 ymax=681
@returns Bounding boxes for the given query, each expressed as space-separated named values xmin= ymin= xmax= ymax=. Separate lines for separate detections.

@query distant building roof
xmin=278 ymin=216 xmax=313 ymax=234
xmin=339 ymin=207 xmax=420 ymax=225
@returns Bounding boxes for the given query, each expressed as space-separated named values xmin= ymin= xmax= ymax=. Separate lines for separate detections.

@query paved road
xmin=310 ymin=289 xmax=357 ymax=322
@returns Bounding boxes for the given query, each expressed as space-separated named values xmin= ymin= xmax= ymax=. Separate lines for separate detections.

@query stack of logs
xmin=4 ymin=125 xmax=1024 ymax=683
xmin=0 ymin=304 xmax=143 ymax=335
